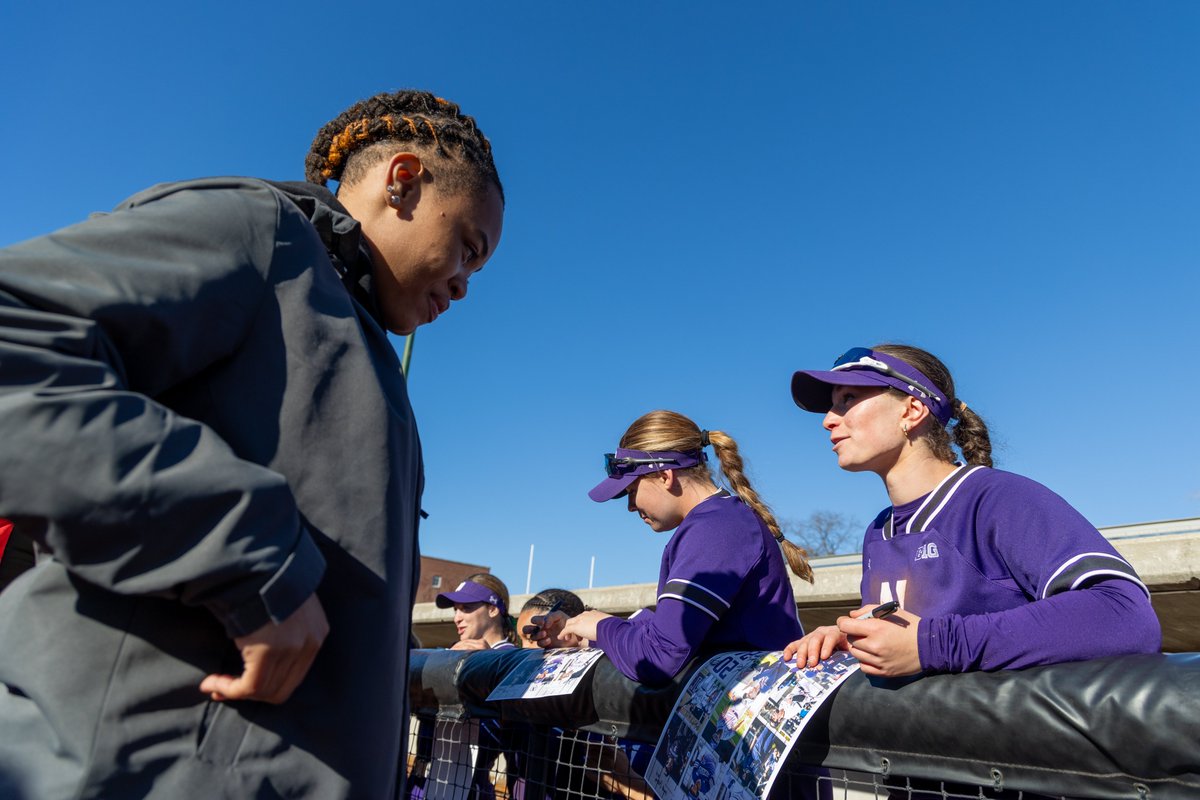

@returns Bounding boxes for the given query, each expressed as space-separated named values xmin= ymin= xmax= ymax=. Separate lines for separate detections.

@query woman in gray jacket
xmin=0 ymin=90 xmax=504 ymax=799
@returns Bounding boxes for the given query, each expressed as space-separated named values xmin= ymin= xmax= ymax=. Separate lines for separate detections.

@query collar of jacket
xmin=268 ymin=181 xmax=385 ymax=328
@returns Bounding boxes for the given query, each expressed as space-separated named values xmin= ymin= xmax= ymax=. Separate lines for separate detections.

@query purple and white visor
xmin=435 ymin=580 xmax=505 ymax=615
xmin=791 ymin=347 xmax=953 ymax=425
xmin=587 ymin=448 xmax=706 ymax=503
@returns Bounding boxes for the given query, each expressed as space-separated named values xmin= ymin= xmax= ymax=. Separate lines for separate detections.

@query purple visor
xmin=791 ymin=347 xmax=952 ymax=426
xmin=587 ymin=448 xmax=706 ymax=503
xmin=435 ymin=580 xmax=505 ymax=615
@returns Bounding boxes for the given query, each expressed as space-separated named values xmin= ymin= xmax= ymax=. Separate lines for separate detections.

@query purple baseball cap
xmin=435 ymin=580 xmax=505 ymax=615
xmin=791 ymin=347 xmax=953 ymax=426
xmin=588 ymin=448 xmax=707 ymax=503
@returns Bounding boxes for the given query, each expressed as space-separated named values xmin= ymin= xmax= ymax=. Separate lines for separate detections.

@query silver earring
xmin=386 ymin=185 xmax=403 ymax=208
xmin=902 ymin=423 xmax=909 ymax=435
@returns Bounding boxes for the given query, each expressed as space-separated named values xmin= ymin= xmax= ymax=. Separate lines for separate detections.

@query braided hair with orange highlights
xmin=306 ymin=90 xmax=503 ymax=203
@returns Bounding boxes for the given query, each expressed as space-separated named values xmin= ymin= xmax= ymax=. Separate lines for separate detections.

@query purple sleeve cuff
xmin=218 ymin=530 xmax=326 ymax=638
xmin=917 ymin=617 xmax=937 ymax=672
xmin=595 ymin=615 xmax=623 ymax=646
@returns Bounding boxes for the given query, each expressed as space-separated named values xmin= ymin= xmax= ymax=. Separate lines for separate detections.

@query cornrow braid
xmin=521 ymin=588 xmax=585 ymax=618
xmin=619 ymin=410 xmax=815 ymax=584
xmin=305 ymin=89 xmax=503 ymax=202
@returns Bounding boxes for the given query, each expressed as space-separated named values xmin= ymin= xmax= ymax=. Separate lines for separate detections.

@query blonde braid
xmin=708 ymin=431 xmax=814 ymax=584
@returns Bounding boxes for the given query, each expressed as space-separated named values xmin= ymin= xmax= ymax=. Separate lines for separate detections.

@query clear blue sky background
xmin=3 ymin=2 xmax=1197 ymax=594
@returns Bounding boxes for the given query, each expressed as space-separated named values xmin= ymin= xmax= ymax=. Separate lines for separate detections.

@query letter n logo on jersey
xmin=915 ymin=542 xmax=940 ymax=561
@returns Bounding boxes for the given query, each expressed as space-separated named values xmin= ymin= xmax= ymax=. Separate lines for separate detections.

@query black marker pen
xmin=522 ymin=598 xmax=565 ymax=637
xmin=860 ymin=600 xmax=900 ymax=620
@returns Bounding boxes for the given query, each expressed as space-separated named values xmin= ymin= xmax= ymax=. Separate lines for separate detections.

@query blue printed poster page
xmin=485 ymin=648 xmax=605 ymax=701
xmin=644 ymin=651 xmax=859 ymax=800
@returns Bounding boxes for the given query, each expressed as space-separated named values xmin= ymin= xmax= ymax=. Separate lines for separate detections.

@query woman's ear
xmin=902 ymin=395 xmax=933 ymax=432
xmin=487 ymin=605 xmax=501 ymax=619
xmin=655 ymin=468 xmax=686 ymax=495
xmin=384 ymin=152 xmax=425 ymax=215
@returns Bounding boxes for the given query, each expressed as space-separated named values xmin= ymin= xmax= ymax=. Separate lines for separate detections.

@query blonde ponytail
xmin=709 ymin=431 xmax=814 ymax=584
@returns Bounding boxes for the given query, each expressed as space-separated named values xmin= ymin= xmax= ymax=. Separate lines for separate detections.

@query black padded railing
xmin=406 ymin=648 xmax=1200 ymax=800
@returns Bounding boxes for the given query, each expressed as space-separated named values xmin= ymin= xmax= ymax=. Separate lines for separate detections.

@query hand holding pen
xmin=523 ymin=598 xmax=564 ymax=640
xmin=857 ymin=600 xmax=899 ymax=620
xmin=839 ymin=600 xmax=922 ymax=677
xmin=783 ymin=600 xmax=913 ymax=673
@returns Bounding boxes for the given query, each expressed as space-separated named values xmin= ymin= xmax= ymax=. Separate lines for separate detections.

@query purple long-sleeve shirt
xmin=859 ymin=466 xmax=1161 ymax=672
xmin=595 ymin=492 xmax=803 ymax=685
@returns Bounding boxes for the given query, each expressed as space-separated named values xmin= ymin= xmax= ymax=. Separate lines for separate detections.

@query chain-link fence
xmin=406 ymin=648 xmax=1200 ymax=800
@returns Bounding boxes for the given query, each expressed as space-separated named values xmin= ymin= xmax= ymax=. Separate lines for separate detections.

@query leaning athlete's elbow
xmin=632 ymin=647 xmax=691 ymax=687
xmin=1116 ymin=587 xmax=1163 ymax=655
xmin=632 ymin=659 xmax=677 ymax=687
xmin=1130 ymin=608 xmax=1163 ymax=655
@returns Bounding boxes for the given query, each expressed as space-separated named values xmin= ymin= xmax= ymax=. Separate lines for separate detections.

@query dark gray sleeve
xmin=0 ymin=182 xmax=324 ymax=637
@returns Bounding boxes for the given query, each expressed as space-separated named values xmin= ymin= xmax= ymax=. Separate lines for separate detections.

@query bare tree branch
xmin=782 ymin=510 xmax=861 ymax=557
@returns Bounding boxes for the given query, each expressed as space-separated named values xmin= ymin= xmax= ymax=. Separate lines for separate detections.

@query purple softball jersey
xmin=860 ymin=465 xmax=1161 ymax=672
xmin=595 ymin=492 xmax=803 ymax=685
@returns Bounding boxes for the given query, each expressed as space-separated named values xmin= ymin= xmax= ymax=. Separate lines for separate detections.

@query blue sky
xmin=2 ymin=2 xmax=1197 ymax=594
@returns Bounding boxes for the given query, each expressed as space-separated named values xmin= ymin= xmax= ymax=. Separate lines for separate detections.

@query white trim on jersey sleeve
xmin=664 ymin=578 xmax=731 ymax=607
xmin=658 ymin=578 xmax=732 ymax=621
xmin=658 ymin=593 xmax=722 ymax=621
xmin=1041 ymin=552 xmax=1149 ymax=600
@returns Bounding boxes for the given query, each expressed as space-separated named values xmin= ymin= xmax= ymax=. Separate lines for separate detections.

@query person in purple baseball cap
xmin=783 ymin=344 xmax=1161 ymax=678
xmin=424 ymin=572 xmax=519 ymax=800
xmin=534 ymin=410 xmax=815 ymax=687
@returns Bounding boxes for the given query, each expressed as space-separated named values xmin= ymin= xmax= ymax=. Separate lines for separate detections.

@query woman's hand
xmin=782 ymin=625 xmax=850 ymax=668
xmin=199 ymin=593 xmax=329 ymax=704
xmin=531 ymin=609 xmax=609 ymax=648
xmin=561 ymin=609 xmax=611 ymax=644
xmin=837 ymin=605 xmax=922 ymax=677
xmin=529 ymin=610 xmax=577 ymax=648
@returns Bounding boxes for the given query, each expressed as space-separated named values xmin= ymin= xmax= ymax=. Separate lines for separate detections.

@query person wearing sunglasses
xmin=783 ymin=344 xmax=1161 ymax=677
xmin=534 ymin=410 xmax=815 ymax=687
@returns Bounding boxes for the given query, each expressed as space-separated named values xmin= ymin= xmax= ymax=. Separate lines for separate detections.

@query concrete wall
xmin=413 ymin=517 xmax=1200 ymax=651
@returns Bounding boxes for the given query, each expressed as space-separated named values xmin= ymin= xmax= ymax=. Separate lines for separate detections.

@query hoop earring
xmin=902 ymin=423 xmax=909 ymax=435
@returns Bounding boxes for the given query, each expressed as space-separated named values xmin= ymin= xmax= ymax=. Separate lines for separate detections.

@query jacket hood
xmin=267 ymin=181 xmax=383 ymax=325
xmin=115 ymin=178 xmax=386 ymax=328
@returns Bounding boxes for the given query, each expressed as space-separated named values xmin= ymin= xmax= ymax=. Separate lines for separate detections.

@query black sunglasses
xmin=603 ymin=453 xmax=680 ymax=478
xmin=831 ymin=348 xmax=941 ymax=401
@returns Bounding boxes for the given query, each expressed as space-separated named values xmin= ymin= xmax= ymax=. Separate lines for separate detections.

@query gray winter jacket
xmin=0 ymin=178 xmax=422 ymax=798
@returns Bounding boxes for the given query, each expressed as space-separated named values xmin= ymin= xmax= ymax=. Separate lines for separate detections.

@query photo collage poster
xmin=485 ymin=647 xmax=606 ymax=701
xmin=644 ymin=650 xmax=860 ymax=800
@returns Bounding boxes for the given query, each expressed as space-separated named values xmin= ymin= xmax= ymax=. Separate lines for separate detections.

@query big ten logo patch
xmin=915 ymin=542 xmax=940 ymax=561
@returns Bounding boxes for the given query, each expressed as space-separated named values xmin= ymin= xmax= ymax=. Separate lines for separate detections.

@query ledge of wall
xmin=414 ymin=518 xmax=1200 ymax=650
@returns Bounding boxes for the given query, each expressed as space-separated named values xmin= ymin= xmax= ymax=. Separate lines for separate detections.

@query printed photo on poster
xmin=485 ymin=647 xmax=606 ymax=701
xmin=646 ymin=650 xmax=859 ymax=800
